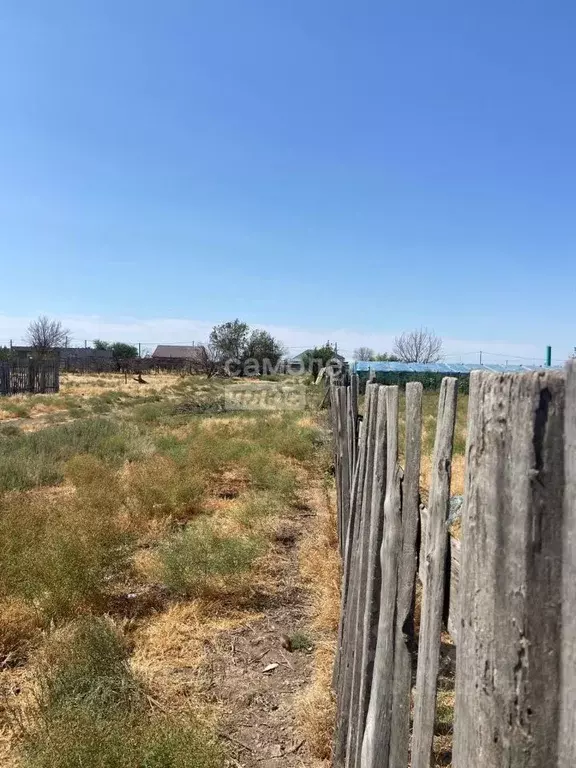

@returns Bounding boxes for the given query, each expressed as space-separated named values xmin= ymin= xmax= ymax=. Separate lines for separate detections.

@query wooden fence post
xmin=338 ymin=386 xmax=352 ymax=553
xmin=342 ymin=384 xmax=379 ymax=766
xmin=389 ymin=381 xmax=423 ymax=767
xmin=411 ymin=377 xmax=457 ymax=768
xmin=351 ymin=385 xmax=388 ymax=767
xmin=348 ymin=373 xmax=359 ymax=475
xmin=334 ymin=384 xmax=378 ymax=766
xmin=453 ymin=370 xmax=565 ymax=768
xmin=334 ymin=384 xmax=370 ymax=690
xmin=361 ymin=385 xmax=403 ymax=768
xmin=561 ymin=360 xmax=576 ymax=767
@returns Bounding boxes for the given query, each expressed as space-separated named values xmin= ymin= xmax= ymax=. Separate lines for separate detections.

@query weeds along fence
xmin=330 ymin=365 xmax=576 ymax=768
xmin=0 ymin=359 xmax=60 ymax=395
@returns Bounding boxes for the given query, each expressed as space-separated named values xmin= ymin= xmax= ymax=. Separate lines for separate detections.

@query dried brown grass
xmin=298 ymin=640 xmax=335 ymax=764
xmin=130 ymin=600 xmax=262 ymax=718
xmin=296 ymin=476 xmax=339 ymax=764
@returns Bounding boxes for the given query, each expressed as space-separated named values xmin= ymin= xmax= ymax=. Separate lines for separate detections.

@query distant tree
xmin=301 ymin=343 xmax=341 ymax=379
xmin=209 ymin=320 xmax=250 ymax=363
xmin=93 ymin=339 xmax=111 ymax=350
xmin=373 ymin=352 xmax=401 ymax=362
xmin=392 ymin=328 xmax=443 ymax=363
xmin=109 ymin=342 xmax=138 ymax=360
xmin=244 ymin=330 xmax=286 ymax=374
xmin=354 ymin=347 xmax=375 ymax=361
xmin=25 ymin=315 xmax=70 ymax=352
xmin=0 ymin=346 xmax=12 ymax=361
xmin=196 ymin=345 xmax=221 ymax=379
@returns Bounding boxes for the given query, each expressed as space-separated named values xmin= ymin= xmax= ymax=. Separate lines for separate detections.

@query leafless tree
xmin=392 ymin=327 xmax=443 ymax=363
xmin=25 ymin=316 xmax=71 ymax=352
xmin=195 ymin=344 xmax=221 ymax=378
xmin=354 ymin=346 xmax=375 ymax=361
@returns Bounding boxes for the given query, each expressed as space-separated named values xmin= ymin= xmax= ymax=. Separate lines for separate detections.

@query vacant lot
xmin=0 ymin=374 xmax=338 ymax=768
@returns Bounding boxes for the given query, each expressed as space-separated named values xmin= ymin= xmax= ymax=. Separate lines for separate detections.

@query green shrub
xmin=156 ymin=519 xmax=261 ymax=597
xmin=0 ymin=491 xmax=130 ymax=620
xmin=0 ymin=418 xmax=153 ymax=492
xmin=22 ymin=618 xmax=222 ymax=768
xmin=37 ymin=618 xmax=141 ymax=716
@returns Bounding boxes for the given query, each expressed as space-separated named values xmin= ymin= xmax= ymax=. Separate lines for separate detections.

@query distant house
xmin=11 ymin=346 xmax=113 ymax=362
xmin=59 ymin=348 xmax=113 ymax=362
xmin=151 ymin=345 xmax=206 ymax=361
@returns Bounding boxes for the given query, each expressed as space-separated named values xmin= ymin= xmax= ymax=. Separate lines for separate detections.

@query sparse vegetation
xmin=20 ymin=618 xmax=222 ymax=768
xmin=0 ymin=373 xmax=326 ymax=765
xmin=154 ymin=519 xmax=262 ymax=597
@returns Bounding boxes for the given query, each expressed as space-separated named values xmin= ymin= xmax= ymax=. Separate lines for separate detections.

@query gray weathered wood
xmin=411 ymin=377 xmax=457 ymax=768
xmin=560 ymin=360 xmax=576 ymax=767
xmin=343 ymin=384 xmax=380 ymax=766
xmin=361 ymin=386 xmax=403 ymax=768
xmin=338 ymin=386 xmax=352 ymax=555
xmin=389 ymin=381 xmax=423 ymax=768
xmin=453 ymin=370 xmax=565 ymax=768
xmin=331 ymin=385 xmax=343 ymax=551
xmin=348 ymin=373 xmax=359 ymax=482
xmin=334 ymin=384 xmax=370 ymax=691
xmin=446 ymin=536 xmax=460 ymax=642
xmin=351 ymin=386 xmax=388 ymax=767
xmin=334 ymin=385 xmax=378 ymax=767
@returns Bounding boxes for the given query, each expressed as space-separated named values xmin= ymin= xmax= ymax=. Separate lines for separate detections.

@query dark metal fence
xmin=0 ymin=360 xmax=60 ymax=395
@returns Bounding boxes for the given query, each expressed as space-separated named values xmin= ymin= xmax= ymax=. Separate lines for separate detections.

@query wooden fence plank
xmin=411 ymin=377 xmax=458 ymax=768
xmin=389 ymin=381 xmax=423 ymax=768
xmin=361 ymin=386 xmax=402 ymax=768
xmin=343 ymin=384 xmax=380 ymax=766
xmin=561 ymin=360 xmax=576 ymax=767
xmin=334 ymin=383 xmax=367 ymax=690
xmin=351 ymin=385 xmax=388 ymax=767
xmin=334 ymin=384 xmax=378 ymax=767
xmin=338 ymin=386 xmax=352 ymax=554
xmin=453 ymin=370 xmax=565 ymax=768
xmin=348 ymin=373 xmax=359 ymax=484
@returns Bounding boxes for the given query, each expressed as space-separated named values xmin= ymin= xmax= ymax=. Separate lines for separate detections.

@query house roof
xmin=152 ymin=345 xmax=206 ymax=359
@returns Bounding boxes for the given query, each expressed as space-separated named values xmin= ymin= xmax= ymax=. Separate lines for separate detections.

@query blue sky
xmin=0 ymin=0 xmax=574 ymax=362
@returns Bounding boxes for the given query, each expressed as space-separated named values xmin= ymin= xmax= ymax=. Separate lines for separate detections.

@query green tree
xmin=373 ymin=352 xmax=401 ymax=362
xmin=0 ymin=346 xmax=12 ymax=361
xmin=244 ymin=330 xmax=285 ymax=375
xmin=209 ymin=320 xmax=250 ymax=363
xmin=93 ymin=341 xmax=138 ymax=359
xmin=110 ymin=342 xmax=138 ymax=360
xmin=301 ymin=344 xmax=340 ymax=378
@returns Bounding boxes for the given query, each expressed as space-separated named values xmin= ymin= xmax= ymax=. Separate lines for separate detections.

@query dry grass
xmin=298 ymin=641 xmax=335 ymax=763
xmin=60 ymin=372 xmax=186 ymax=397
xmin=0 ymin=374 xmax=324 ymax=764
xmin=296 ymin=474 xmax=339 ymax=764
xmin=131 ymin=601 xmax=262 ymax=716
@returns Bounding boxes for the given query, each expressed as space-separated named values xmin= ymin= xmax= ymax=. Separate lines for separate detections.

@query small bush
xmin=37 ymin=618 xmax=141 ymax=716
xmin=22 ymin=618 xmax=222 ymax=768
xmin=0 ymin=418 xmax=153 ymax=492
xmin=0 ymin=491 xmax=130 ymax=620
xmin=124 ymin=455 xmax=206 ymax=521
xmin=289 ymin=631 xmax=313 ymax=651
xmin=155 ymin=519 xmax=261 ymax=597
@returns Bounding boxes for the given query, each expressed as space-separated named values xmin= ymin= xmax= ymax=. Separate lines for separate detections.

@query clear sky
xmin=0 ymin=0 xmax=574 ymax=362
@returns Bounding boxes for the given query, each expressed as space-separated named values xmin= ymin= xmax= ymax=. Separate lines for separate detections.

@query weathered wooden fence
xmin=331 ymin=364 xmax=575 ymax=767
xmin=0 ymin=360 xmax=60 ymax=395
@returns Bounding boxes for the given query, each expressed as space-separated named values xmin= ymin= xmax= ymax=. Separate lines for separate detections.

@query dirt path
xmin=206 ymin=482 xmax=331 ymax=768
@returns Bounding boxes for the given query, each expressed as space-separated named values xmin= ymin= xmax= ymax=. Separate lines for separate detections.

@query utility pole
xmin=138 ymin=342 xmax=141 ymax=358
xmin=479 ymin=350 xmax=483 ymax=365
xmin=546 ymin=345 xmax=552 ymax=367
